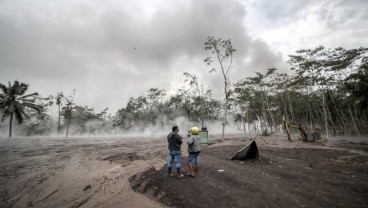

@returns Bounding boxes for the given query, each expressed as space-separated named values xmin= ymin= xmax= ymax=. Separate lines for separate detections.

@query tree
xmin=233 ymin=81 xmax=252 ymax=134
xmin=334 ymin=47 xmax=368 ymax=112
xmin=63 ymin=89 xmax=76 ymax=138
xmin=24 ymin=101 xmax=52 ymax=136
xmin=233 ymin=69 xmax=279 ymax=135
xmin=55 ymin=92 xmax=64 ymax=135
xmin=69 ymin=105 xmax=108 ymax=134
xmin=146 ymin=88 xmax=166 ymax=126
xmin=0 ymin=80 xmax=42 ymax=138
xmin=113 ymin=95 xmax=148 ymax=130
xmin=288 ymin=46 xmax=368 ymax=138
xmin=204 ymin=36 xmax=236 ymax=141
xmin=288 ymin=46 xmax=332 ymax=139
xmin=183 ymin=72 xmax=214 ymax=128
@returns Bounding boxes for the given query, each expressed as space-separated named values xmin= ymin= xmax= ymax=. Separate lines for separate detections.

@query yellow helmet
xmin=191 ymin=127 xmax=199 ymax=135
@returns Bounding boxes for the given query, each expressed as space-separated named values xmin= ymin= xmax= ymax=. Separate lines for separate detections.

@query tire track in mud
xmin=73 ymin=143 xmax=166 ymax=207
xmin=0 ymin=146 xmax=72 ymax=208
xmin=1 ymin=138 xmax=168 ymax=208
xmin=70 ymin=158 xmax=166 ymax=208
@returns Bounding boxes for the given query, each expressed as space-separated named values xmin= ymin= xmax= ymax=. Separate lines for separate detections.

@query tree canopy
xmin=0 ymin=45 xmax=367 ymax=138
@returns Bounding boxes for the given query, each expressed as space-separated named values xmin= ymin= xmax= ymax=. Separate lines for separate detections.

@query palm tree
xmin=0 ymin=80 xmax=42 ymax=138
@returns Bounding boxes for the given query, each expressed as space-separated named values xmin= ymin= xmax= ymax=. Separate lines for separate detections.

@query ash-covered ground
xmin=1 ymin=134 xmax=367 ymax=208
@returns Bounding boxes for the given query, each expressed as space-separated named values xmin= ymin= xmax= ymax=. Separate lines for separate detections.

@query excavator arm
xmin=282 ymin=121 xmax=307 ymax=142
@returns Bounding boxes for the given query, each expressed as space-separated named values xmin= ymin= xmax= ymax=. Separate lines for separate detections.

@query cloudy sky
xmin=1 ymin=0 xmax=367 ymax=114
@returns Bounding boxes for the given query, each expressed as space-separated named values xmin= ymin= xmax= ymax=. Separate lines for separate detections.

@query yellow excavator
xmin=282 ymin=121 xmax=308 ymax=142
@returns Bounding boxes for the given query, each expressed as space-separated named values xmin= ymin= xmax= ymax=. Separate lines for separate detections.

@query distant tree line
xmin=233 ymin=46 xmax=368 ymax=138
xmin=0 ymin=41 xmax=367 ymax=138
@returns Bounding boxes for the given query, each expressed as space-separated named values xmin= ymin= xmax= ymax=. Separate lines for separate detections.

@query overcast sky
xmin=1 ymin=0 xmax=367 ymax=114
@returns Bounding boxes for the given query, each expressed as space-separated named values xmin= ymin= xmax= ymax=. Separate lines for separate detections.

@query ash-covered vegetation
xmin=1 ymin=41 xmax=367 ymax=138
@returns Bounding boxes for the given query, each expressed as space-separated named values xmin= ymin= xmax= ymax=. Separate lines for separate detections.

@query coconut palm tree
xmin=0 ymin=80 xmax=42 ymax=138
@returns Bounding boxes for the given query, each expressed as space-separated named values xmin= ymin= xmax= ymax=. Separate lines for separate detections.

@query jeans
xmin=167 ymin=150 xmax=181 ymax=174
xmin=188 ymin=152 xmax=200 ymax=166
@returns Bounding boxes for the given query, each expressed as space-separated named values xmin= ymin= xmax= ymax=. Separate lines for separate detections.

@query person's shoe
xmin=194 ymin=167 xmax=199 ymax=177
xmin=187 ymin=172 xmax=195 ymax=177
xmin=167 ymin=173 xmax=174 ymax=178
xmin=187 ymin=164 xmax=195 ymax=177
xmin=177 ymin=174 xmax=184 ymax=179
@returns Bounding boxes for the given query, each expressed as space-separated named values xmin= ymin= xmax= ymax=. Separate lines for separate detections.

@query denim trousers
xmin=188 ymin=152 xmax=200 ymax=166
xmin=167 ymin=150 xmax=181 ymax=173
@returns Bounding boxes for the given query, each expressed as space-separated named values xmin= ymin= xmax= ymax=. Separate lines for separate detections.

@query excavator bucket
xmin=231 ymin=140 xmax=259 ymax=160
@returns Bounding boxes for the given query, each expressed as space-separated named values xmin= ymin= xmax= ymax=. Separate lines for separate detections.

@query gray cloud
xmin=1 ymin=0 xmax=337 ymax=113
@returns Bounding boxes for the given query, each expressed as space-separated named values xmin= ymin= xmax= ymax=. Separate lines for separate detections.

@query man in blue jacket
xmin=167 ymin=126 xmax=184 ymax=179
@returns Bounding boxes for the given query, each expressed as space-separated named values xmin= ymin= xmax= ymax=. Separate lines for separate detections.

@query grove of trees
xmin=0 ymin=38 xmax=367 ymax=138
